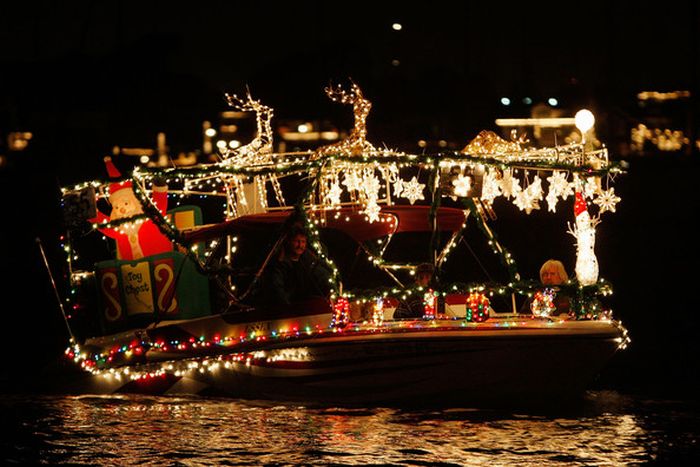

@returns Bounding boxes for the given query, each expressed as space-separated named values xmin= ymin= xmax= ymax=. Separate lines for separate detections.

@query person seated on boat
xmin=260 ymin=225 xmax=333 ymax=307
xmin=520 ymin=259 xmax=572 ymax=317
xmin=393 ymin=263 xmax=437 ymax=319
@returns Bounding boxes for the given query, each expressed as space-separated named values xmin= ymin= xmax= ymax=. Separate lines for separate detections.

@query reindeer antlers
xmin=324 ymin=80 xmax=367 ymax=105
xmin=224 ymin=90 xmax=272 ymax=113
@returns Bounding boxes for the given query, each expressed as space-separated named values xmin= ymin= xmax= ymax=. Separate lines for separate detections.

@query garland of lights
xmin=75 ymin=174 xmax=614 ymax=320
xmin=126 ymin=149 xmax=623 ymax=181
xmin=428 ymin=164 xmax=442 ymax=265
xmin=296 ymin=167 xmax=342 ymax=295
xmin=64 ymin=276 xmax=614 ymax=373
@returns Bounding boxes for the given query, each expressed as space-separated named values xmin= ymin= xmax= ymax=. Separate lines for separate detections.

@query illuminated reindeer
xmin=316 ymin=81 xmax=376 ymax=158
xmin=222 ymin=91 xmax=275 ymax=165
xmin=314 ymin=82 xmax=391 ymax=219
xmin=219 ymin=92 xmax=284 ymax=214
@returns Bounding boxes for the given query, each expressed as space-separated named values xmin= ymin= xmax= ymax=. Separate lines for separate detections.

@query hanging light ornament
xmin=401 ymin=176 xmax=426 ymax=204
xmin=593 ymin=187 xmax=621 ymax=214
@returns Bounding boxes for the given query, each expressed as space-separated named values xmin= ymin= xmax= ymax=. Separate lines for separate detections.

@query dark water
xmin=2 ymin=391 xmax=698 ymax=466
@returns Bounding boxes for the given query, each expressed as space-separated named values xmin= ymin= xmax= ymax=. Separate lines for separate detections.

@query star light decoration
xmin=593 ymin=187 xmax=621 ymax=213
xmin=499 ymin=169 xmax=522 ymax=199
xmin=360 ymin=170 xmax=382 ymax=221
xmin=545 ymin=171 xmax=574 ymax=212
xmin=342 ymin=170 xmax=362 ymax=192
xmin=326 ymin=181 xmax=343 ymax=206
xmin=452 ymin=174 xmax=472 ymax=197
xmin=480 ymin=171 xmax=501 ymax=203
xmin=393 ymin=178 xmax=405 ymax=198
xmin=513 ymin=175 xmax=543 ymax=214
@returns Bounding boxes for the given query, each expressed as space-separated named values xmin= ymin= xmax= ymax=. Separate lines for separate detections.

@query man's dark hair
xmin=287 ymin=224 xmax=307 ymax=240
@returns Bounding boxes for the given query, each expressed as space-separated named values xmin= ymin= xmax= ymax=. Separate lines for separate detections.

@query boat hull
xmin=68 ymin=317 xmax=628 ymax=405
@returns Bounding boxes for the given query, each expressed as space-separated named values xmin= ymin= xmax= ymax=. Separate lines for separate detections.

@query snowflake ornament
xmin=582 ymin=177 xmax=599 ymax=199
xmin=513 ymin=189 xmax=540 ymax=214
xmin=545 ymin=171 xmax=573 ymax=212
xmin=545 ymin=190 xmax=559 ymax=213
xmin=364 ymin=199 xmax=381 ymax=222
xmin=527 ymin=175 xmax=543 ymax=200
xmin=593 ymin=187 xmax=621 ymax=214
xmin=481 ymin=170 xmax=501 ymax=202
xmin=361 ymin=171 xmax=381 ymax=201
xmin=500 ymin=169 xmax=521 ymax=198
xmin=393 ymin=178 xmax=404 ymax=198
xmin=326 ymin=182 xmax=343 ymax=206
xmin=342 ymin=171 xmax=362 ymax=192
xmin=401 ymin=176 xmax=425 ymax=205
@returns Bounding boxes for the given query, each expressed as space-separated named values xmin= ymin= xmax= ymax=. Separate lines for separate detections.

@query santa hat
xmin=574 ymin=191 xmax=587 ymax=217
xmin=103 ymin=156 xmax=132 ymax=195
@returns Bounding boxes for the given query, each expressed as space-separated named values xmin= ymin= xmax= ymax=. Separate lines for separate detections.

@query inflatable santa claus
xmin=90 ymin=157 xmax=172 ymax=260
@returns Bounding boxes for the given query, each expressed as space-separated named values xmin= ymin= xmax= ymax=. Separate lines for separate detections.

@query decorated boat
xmin=57 ymin=84 xmax=629 ymax=404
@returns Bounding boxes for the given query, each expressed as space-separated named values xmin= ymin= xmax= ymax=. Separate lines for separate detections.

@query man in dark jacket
xmin=264 ymin=227 xmax=332 ymax=306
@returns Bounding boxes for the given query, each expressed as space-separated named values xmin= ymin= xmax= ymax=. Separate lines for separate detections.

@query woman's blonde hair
xmin=539 ymin=259 xmax=568 ymax=282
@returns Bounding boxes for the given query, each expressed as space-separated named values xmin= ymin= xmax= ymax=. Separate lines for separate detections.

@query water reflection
xmin=2 ymin=391 xmax=698 ymax=465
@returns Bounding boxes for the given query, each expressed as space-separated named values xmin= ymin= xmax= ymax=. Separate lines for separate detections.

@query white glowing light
xmin=575 ymin=109 xmax=595 ymax=134
xmin=452 ymin=174 xmax=472 ymax=197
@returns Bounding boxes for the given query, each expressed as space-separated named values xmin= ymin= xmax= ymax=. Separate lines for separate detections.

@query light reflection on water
xmin=2 ymin=390 xmax=698 ymax=466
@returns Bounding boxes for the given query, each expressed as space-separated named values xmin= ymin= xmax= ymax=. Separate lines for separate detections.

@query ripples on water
xmin=2 ymin=391 xmax=698 ymax=466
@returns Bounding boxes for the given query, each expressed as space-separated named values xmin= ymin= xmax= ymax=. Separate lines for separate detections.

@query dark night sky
xmin=1 ymin=2 xmax=699 ymax=395
xmin=2 ymin=1 xmax=698 ymax=164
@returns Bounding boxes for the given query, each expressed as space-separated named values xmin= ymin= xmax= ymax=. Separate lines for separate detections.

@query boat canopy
xmin=182 ymin=205 xmax=467 ymax=244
